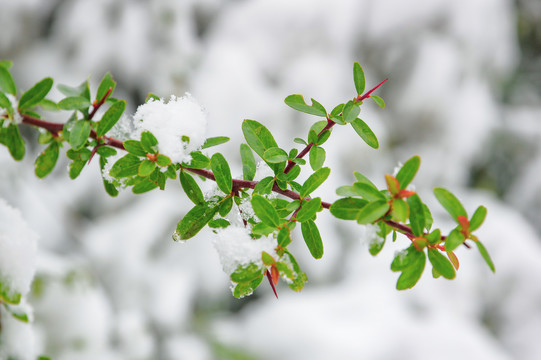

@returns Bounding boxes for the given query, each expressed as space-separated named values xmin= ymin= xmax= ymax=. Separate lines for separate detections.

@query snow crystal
xmin=212 ymin=226 xmax=277 ymax=275
xmin=0 ymin=198 xmax=38 ymax=297
xmin=133 ymin=94 xmax=207 ymax=164
xmin=359 ymin=224 xmax=384 ymax=248
xmin=254 ymin=161 xmax=274 ymax=181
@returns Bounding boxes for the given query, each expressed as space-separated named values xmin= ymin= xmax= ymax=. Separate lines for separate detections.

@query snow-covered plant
xmin=0 ymin=60 xmax=494 ymax=307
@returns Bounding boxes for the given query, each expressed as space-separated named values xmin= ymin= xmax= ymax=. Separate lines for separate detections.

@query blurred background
xmin=1 ymin=0 xmax=541 ymax=359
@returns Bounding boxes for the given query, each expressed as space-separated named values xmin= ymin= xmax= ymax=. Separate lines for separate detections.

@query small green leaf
xmin=240 ymin=143 xmax=256 ymax=181
xmin=0 ymin=66 xmax=17 ymax=95
xmin=353 ymin=182 xmax=386 ymax=201
xmin=219 ymin=196 xmax=234 ymax=217
xmin=1 ymin=124 xmax=25 ymax=160
xmin=18 ymin=77 xmax=53 ymax=110
xmin=476 ymin=240 xmax=495 ymax=273
xmin=183 ymin=151 xmax=209 ymax=169
xmin=342 ymin=100 xmax=360 ymax=123
xmin=391 ymin=246 xmax=426 ymax=290
xmin=132 ymin=179 xmax=159 ymax=194
xmin=141 ymin=131 xmax=158 ymax=153
xmin=68 ymin=120 xmax=91 ymax=150
xmin=57 ymin=96 xmax=91 ymax=111
xmin=301 ymin=220 xmax=324 ymax=259
xmin=0 ymin=60 xmax=12 ymax=69
xmin=351 ymin=118 xmax=379 ymax=149
xmin=396 ymin=155 xmax=420 ymax=190
xmin=155 ymin=154 xmax=171 ymax=167
xmin=262 ymin=251 xmax=276 ymax=266
xmin=300 ymin=167 xmax=330 ymax=198
xmin=138 ymin=159 xmax=156 ymax=177
xmin=96 ymin=72 xmax=116 ymax=101
xmin=284 ymin=95 xmax=327 ymax=117
xmin=242 ymin=119 xmax=279 ymax=159
xmin=0 ymin=91 xmax=13 ymax=117
xmin=294 ymin=137 xmax=307 ymax=145
xmin=251 ymin=194 xmax=281 ymax=228
xmin=330 ymin=198 xmax=368 ymax=220
xmin=426 ymin=229 xmax=441 ymax=245
xmin=445 ymin=228 xmax=465 ymax=252
xmin=407 ymin=194 xmax=425 ymax=237
xmin=371 ymin=95 xmax=385 ymax=108
xmin=123 ymin=140 xmax=146 ymax=156
xmin=433 ymin=187 xmax=467 ymax=221
xmin=469 ymin=206 xmax=487 ymax=231
xmin=109 ymin=154 xmax=142 ymax=178
xmin=317 ymin=130 xmax=331 ymax=145
xmin=253 ymin=176 xmax=275 ymax=195
xmin=202 ymin=136 xmax=230 ymax=149
xmin=35 ymin=142 xmax=59 ymax=178
xmin=208 ymin=219 xmax=230 ymax=229
xmin=96 ymin=100 xmax=126 ymax=137
xmin=39 ymin=98 xmax=59 ymax=111
xmin=175 ymin=202 xmax=219 ymax=240
xmin=309 ymin=146 xmax=326 ymax=171
xmin=285 ymin=164 xmax=301 ymax=181
xmin=357 ymin=200 xmax=390 ymax=224
xmin=296 ymin=197 xmax=322 ymax=223
xmin=353 ymin=171 xmax=378 ymax=188
xmin=263 ymin=147 xmax=288 ymax=163
xmin=277 ymin=227 xmax=292 ymax=247
xmin=427 ymin=249 xmax=456 ymax=279
xmin=335 ymin=185 xmax=358 ymax=197
xmin=0 ymin=279 xmax=21 ymax=305
xmin=392 ymin=198 xmax=409 ymax=222
xmin=211 ymin=153 xmax=232 ymax=194
xmin=353 ymin=62 xmax=366 ymax=95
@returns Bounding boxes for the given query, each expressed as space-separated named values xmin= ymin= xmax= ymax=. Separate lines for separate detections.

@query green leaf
xmin=210 ymin=153 xmax=232 ymax=194
xmin=0 ymin=60 xmax=12 ymax=69
xmin=39 ymin=98 xmax=59 ymax=111
xmin=123 ymin=140 xmax=146 ymax=156
xmin=330 ymin=198 xmax=368 ymax=220
xmin=369 ymin=223 xmax=387 ymax=256
xmin=342 ymin=100 xmax=360 ymax=123
xmin=202 ymin=136 xmax=230 ymax=149
xmin=208 ymin=219 xmax=230 ymax=229
xmin=352 ymin=182 xmax=386 ymax=201
xmin=396 ymin=155 xmax=420 ymax=190
xmin=253 ymin=176 xmax=275 ymax=195
xmin=219 ymin=196 xmax=234 ymax=217
xmin=294 ymin=137 xmax=307 ymax=145
xmin=138 ymin=159 xmax=156 ymax=177
xmin=300 ymin=167 xmax=330 ymax=198
xmin=109 ymin=154 xmax=142 ymax=178
xmin=426 ymin=229 xmax=441 ymax=245
xmin=336 ymin=185 xmax=358 ymax=197
xmin=96 ymin=100 xmax=126 ymax=137
xmin=57 ymin=96 xmax=91 ymax=111
xmin=251 ymin=194 xmax=281 ymax=228
xmin=1 ymin=124 xmax=25 ymax=160
xmin=433 ymin=187 xmax=467 ymax=221
xmin=407 ymin=194 xmax=425 ymax=237
xmin=277 ymin=227 xmax=292 ymax=247
xmin=68 ymin=120 xmax=91 ymax=150
xmin=445 ymin=228 xmax=465 ymax=252
xmin=285 ymin=164 xmax=301 ymax=181
xmin=309 ymin=146 xmax=326 ymax=171
xmin=476 ymin=240 xmax=495 ymax=273
xmin=353 ymin=62 xmax=366 ymax=95
xmin=96 ymin=72 xmax=116 ymax=101
xmin=242 ymin=119 xmax=282 ymax=174
xmin=296 ymin=197 xmax=322 ymax=223
xmin=391 ymin=198 xmax=409 ymax=222
xmin=240 ymin=143 xmax=256 ymax=181
xmin=317 ymin=130 xmax=331 ymax=145
xmin=100 ymin=157 xmax=119 ymax=197
xmin=351 ymin=118 xmax=379 ymax=149
xmin=0 ymin=91 xmax=13 ymax=117
xmin=141 ymin=131 xmax=158 ymax=153
xmin=371 ymin=95 xmax=385 ymax=108
xmin=132 ymin=179 xmax=159 ymax=194
xmin=357 ymin=200 xmax=390 ymax=224
xmin=353 ymin=171 xmax=378 ymax=188
xmin=175 ymin=202 xmax=219 ymax=240
xmin=263 ymin=147 xmax=288 ymax=163
xmin=284 ymin=95 xmax=327 ymax=117
xmin=301 ymin=220 xmax=324 ymax=259
xmin=179 ymin=171 xmax=205 ymax=205
xmin=0 ymin=66 xmax=16 ymax=95
xmin=391 ymin=246 xmax=426 ymax=290
xmin=35 ymin=142 xmax=59 ymax=178
xmin=155 ymin=154 xmax=171 ymax=167
xmin=18 ymin=77 xmax=53 ymax=110
xmin=469 ymin=206 xmax=487 ymax=231
xmin=427 ymin=249 xmax=456 ymax=279
xmin=183 ymin=151 xmax=209 ymax=169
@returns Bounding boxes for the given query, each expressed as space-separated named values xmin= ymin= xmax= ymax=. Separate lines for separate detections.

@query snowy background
xmin=1 ymin=0 xmax=541 ymax=359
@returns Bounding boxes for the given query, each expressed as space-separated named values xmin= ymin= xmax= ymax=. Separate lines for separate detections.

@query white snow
xmin=0 ymin=198 xmax=38 ymax=298
xmin=133 ymin=94 xmax=207 ymax=164
xmin=212 ymin=226 xmax=277 ymax=276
